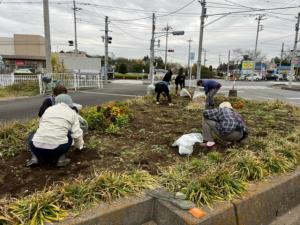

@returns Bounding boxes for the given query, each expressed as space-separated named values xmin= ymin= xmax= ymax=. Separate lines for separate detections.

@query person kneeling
xmin=27 ymin=94 xmax=84 ymax=167
xmin=201 ymin=101 xmax=248 ymax=148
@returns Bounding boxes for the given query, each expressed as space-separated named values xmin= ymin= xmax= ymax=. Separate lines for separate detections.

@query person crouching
xmin=201 ymin=102 xmax=248 ymax=148
xmin=27 ymin=94 xmax=84 ymax=167
xmin=155 ymin=81 xmax=173 ymax=106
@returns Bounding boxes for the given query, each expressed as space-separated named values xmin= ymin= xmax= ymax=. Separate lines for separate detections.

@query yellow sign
xmin=242 ymin=61 xmax=255 ymax=70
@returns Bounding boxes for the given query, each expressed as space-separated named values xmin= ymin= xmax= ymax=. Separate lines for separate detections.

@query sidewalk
xmin=111 ymin=79 xmax=144 ymax=85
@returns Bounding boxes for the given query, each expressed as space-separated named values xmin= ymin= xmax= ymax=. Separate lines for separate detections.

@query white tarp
xmin=172 ymin=133 xmax=203 ymax=155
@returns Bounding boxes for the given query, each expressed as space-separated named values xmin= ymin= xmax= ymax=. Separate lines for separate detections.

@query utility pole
xmin=187 ymin=39 xmax=193 ymax=87
xmin=43 ymin=0 xmax=52 ymax=73
xmin=196 ymin=0 xmax=206 ymax=80
xmin=164 ymin=24 xmax=172 ymax=70
xmin=104 ymin=16 xmax=109 ymax=80
xmin=279 ymin=42 xmax=284 ymax=75
xmin=150 ymin=13 xmax=156 ymax=84
xmin=73 ymin=0 xmax=80 ymax=54
xmin=253 ymin=14 xmax=265 ymax=81
xmin=289 ymin=12 xmax=300 ymax=87
xmin=203 ymin=49 xmax=207 ymax=67
xmin=227 ymin=50 xmax=231 ymax=77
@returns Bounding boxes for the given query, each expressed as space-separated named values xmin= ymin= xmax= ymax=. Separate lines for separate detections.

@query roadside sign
xmin=291 ymin=58 xmax=299 ymax=65
xmin=242 ymin=61 xmax=255 ymax=70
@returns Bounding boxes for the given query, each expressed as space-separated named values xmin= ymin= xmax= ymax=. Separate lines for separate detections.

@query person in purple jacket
xmin=197 ymin=79 xmax=222 ymax=108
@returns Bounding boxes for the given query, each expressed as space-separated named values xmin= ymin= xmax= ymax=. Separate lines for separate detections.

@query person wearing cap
xmin=38 ymin=85 xmax=68 ymax=117
xmin=201 ymin=101 xmax=248 ymax=148
xmin=197 ymin=79 xmax=222 ymax=109
xmin=155 ymin=81 xmax=173 ymax=106
xmin=27 ymin=94 xmax=84 ymax=167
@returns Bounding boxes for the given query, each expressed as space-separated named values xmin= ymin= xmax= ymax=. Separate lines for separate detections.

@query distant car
xmin=245 ymin=74 xmax=262 ymax=81
xmin=266 ymin=73 xmax=278 ymax=81
xmin=14 ymin=68 xmax=34 ymax=75
xmin=239 ymin=74 xmax=249 ymax=80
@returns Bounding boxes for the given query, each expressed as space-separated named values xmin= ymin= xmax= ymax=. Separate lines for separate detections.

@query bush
xmin=114 ymin=73 xmax=147 ymax=80
xmin=118 ymin=63 xmax=128 ymax=74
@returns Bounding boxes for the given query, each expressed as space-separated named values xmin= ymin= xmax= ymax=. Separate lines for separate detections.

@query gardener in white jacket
xmin=27 ymin=94 xmax=84 ymax=167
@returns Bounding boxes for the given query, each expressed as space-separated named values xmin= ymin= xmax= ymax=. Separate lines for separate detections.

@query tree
xmin=51 ymin=53 xmax=65 ymax=73
xmin=119 ymin=63 xmax=128 ymax=74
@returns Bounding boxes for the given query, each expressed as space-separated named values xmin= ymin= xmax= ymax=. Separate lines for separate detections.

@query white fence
xmin=0 ymin=73 xmax=103 ymax=94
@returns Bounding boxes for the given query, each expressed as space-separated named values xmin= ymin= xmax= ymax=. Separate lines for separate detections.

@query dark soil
xmin=0 ymin=97 xmax=205 ymax=198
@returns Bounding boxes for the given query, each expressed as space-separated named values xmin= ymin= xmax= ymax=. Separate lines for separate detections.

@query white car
xmin=246 ymin=74 xmax=262 ymax=81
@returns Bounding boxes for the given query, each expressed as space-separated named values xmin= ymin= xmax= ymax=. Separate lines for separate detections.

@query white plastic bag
xmin=193 ymin=90 xmax=205 ymax=100
xmin=172 ymin=133 xmax=203 ymax=155
xmin=180 ymin=88 xmax=192 ymax=98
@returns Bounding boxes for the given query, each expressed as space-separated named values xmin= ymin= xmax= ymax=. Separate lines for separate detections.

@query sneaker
xmin=26 ymin=159 xmax=39 ymax=167
xmin=169 ymin=103 xmax=174 ymax=106
xmin=57 ymin=158 xmax=71 ymax=167
xmin=156 ymin=102 xmax=160 ymax=105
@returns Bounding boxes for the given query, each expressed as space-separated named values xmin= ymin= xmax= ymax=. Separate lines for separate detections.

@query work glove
xmin=74 ymin=136 xmax=84 ymax=150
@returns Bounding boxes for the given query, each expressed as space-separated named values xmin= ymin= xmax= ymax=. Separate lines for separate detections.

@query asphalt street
xmin=0 ymin=80 xmax=299 ymax=122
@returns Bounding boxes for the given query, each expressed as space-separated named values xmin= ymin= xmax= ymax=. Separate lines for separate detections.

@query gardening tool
xmin=228 ymin=79 xmax=237 ymax=97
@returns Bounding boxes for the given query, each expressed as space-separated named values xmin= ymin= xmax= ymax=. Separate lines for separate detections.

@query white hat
xmin=219 ymin=101 xmax=233 ymax=109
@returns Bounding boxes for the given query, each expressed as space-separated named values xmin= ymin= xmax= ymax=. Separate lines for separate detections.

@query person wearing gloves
xmin=201 ymin=102 xmax=248 ymax=148
xmin=197 ymin=79 xmax=222 ymax=109
xmin=155 ymin=81 xmax=173 ymax=106
xmin=27 ymin=94 xmax=84 ymax=167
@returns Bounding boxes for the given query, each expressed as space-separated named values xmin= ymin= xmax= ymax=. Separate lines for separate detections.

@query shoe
xmin=56 ymin=154 xmax=71 ymax=167
xmin=169 ymin=103 xmax=174 ymax=106
xmin=200 ymin=142 xmax=216 ymax=148
xmin=156 ymin=102 xmax=160 ymax=105
xmin=26 ymin=158 xmax=39 ymax=167
xmin=57 ymin=158 xmax=71 ymax=167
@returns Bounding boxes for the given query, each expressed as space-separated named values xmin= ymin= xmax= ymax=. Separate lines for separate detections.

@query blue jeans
xmin=28 ymin=133 xmax=72 ymax=162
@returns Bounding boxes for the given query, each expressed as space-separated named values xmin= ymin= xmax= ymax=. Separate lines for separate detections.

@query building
xmin=0 ymin=34 xmax=46 ymax=72
xmin=58 ymin=52 xmax=101 ymax=74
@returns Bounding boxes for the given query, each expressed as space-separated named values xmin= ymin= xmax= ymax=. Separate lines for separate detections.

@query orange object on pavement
xmin=189 ymin=208 xmax=207 ymax=219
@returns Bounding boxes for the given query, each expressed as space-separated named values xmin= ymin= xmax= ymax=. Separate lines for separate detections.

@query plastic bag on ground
xmin=180 ymin=88 xmax=192 ymax=98
xmin=193 ymin=90 xmax=205 ymax=100
xmin=172 ymin=133 xmax=203 ymax=155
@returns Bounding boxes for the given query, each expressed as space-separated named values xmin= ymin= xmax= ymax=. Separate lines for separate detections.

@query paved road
xmin=0 ymin=82 xmax=147 ymax=123
xmin=0 ymin=80 xmax=299 ymax=122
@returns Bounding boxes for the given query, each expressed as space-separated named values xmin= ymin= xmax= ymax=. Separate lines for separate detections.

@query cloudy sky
xmin=0 ymin=0 xmax=299 ymax=67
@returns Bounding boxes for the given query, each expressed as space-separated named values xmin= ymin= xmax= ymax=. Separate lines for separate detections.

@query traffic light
xmin=68 ymin=40 xmax=74 ymax=46
xmin=108 ymin=36 xmax=112 ymax=44
xmin=168 ymin=49 xmax=175 ymax=52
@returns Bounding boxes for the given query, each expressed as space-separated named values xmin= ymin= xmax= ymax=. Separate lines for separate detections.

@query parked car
xmin=239 ymin=74 xmax=249 ymax=80
xmin=14 ymin=68 xmax=34 ymax=75
xmin=265 ymin=73 xmax=278 ymax=81
xmin=245 ymin=74 xmax=262 ymax=81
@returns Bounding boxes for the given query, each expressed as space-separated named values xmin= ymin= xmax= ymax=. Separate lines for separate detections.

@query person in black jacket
xmin=38 ymin=85 xmax=68 ymax=117
xmin=175 ymin=68 xmax=185 ymax=95
xmin=162 ymin=69 xmax=173 ymax=84
xmin=155 ymin=81 xmax=173 ymax=106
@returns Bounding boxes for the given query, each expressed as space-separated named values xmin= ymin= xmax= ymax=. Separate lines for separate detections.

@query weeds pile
xmin=0 ymin=170 xmax=156 ymax=225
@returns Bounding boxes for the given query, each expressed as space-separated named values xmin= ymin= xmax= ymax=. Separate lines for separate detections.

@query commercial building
xmin=0 ymin=34 xmax=46 ymax=73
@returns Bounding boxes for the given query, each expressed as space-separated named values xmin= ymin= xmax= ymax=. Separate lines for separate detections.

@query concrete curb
xmin=56 ymin=168 xmax=300 ymax=225
xmin=282 ymin=87 xmax=300 ymax=92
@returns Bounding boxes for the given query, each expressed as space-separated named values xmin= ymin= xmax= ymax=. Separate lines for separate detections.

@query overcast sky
xmin=0 ymin=0 xmax=299 ymax=67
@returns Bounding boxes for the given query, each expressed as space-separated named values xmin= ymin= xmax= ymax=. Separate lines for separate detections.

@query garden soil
xmin=0 ymin=97 xmax=206 ymax=198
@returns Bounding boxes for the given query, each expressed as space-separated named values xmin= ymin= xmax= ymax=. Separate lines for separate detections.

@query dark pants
xmin=29 ymin=133 xmax=72 ymax=162
xmin=206 ymin=88 xmax=220 ymax=109
xmin=155 ymin=83 xmax=171 ymax=103
xmin=175 ymin=82 xmax=184 ymax=94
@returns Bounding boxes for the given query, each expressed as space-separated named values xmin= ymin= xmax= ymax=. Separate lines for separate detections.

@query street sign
xmin=190 ymin=52 xmax=195 ymax=61
xmin=168 ymin=49 xmax=174 ymax=52
xmin=242 ymin=61 xmax=255 ymax=70
xmin=291 ymin=57 xmax=299 ymax=65
xmin=172 ymin=31 xmax=185 ymax=35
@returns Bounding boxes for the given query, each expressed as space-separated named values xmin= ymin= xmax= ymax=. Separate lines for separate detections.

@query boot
xmin=56 ymin=154 xmax=71 ymax=167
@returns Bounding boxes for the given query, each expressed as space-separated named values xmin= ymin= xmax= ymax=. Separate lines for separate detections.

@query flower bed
xmin=0 ymin=95 xmax=299 ymax=224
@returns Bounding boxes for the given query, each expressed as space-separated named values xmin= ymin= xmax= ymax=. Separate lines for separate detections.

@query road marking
xmin=221 ymin=86 xmax=271 ymax=90
xmin=79 ymin=91 xmax=142 ymax=98
xmin=287 ymin=98 xmax=300 ymax=100
xmin=257 ymin=96 xmax=274 ymax=100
